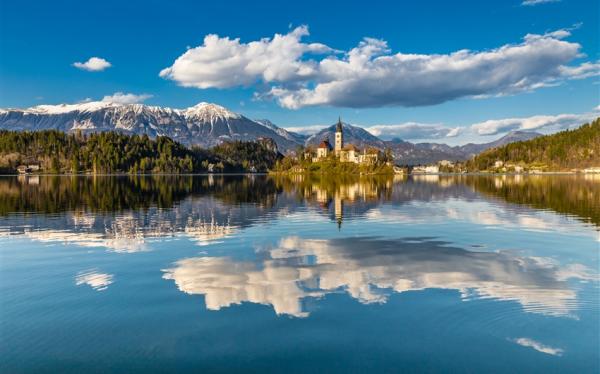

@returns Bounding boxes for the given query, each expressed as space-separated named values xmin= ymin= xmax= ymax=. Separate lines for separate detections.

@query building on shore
xmin=309 ymin=117 xmax=380 ymax=165
xmin=16 ymin=164 xmax=41 ymax=174
xmin=583 ymin=167 xmax=600 ymax=174
xmin=412 ymin=165 xmax=440 ymax=174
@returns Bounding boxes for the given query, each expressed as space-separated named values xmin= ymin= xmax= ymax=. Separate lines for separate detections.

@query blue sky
xmin=0 ymin=0 xmax=598 ymax=144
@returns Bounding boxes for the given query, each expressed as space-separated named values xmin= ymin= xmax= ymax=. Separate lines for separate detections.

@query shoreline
xmin=3 ymin=171 xmax=595 ymax=177
xmin=1 ymin=172 xmax=270 ymax=177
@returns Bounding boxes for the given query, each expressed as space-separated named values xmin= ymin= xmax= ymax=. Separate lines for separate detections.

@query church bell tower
xmin=335 ymin=117 xmax=343 ymax=155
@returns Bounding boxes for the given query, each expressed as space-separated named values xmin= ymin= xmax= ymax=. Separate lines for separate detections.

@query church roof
xmin=336 ymin=117 xmax=343 ymax=132
xmin=318 ymin=139 xmax=331 ymax=149
xmin=343 ymin=144 xmax=359 ymax=151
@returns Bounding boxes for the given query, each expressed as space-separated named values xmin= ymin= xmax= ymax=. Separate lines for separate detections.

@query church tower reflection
xmin=306 ymin=179 xmax=385 ymax=230
xmin=334 ymin=194 xmax=343 ymax=230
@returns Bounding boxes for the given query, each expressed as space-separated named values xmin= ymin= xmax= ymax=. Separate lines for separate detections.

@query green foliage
xmin=463 ymin=175 xmax=600 ymax=227
xmin=466 ymin=118 xmax=600 ymax=171
xmin=0 ymin=130 xmax=281 ymax=174
xmin=211 ymin=140 xmax=282 ymax=172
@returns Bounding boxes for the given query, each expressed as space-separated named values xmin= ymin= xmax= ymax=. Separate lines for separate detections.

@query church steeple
xmin=336 ymin=116 xmax=343 ymax=133
xmin=335 ymin=116 xmax=343 ymax=154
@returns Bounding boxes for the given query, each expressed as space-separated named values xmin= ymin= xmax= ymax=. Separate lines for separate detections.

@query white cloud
xmin=160 ymin=25 xmax=332 ymax=89
xmin=73 ymin=57 xmax=112 ymax=72
xmin=522 ymin=0 xmax=560 ymax=6
xmin=446 ymin=127 xmax=461 ymax=137
xmin=161 ymin=26 xmax=598 ymax=109
xmin=101 ymin=92 xmax=153 ymax=104
xmin=284 ymin=124 xmax=328 ymax=135
xmin=471 ymin=111 xmax=598 ymax=135
xmin=559 ymin=61 xmax=600 ymax=80
xmin=366 ymin=122 xmax=461 ymax=140
xmin=513 ymin=338 xmax=563 ymax=356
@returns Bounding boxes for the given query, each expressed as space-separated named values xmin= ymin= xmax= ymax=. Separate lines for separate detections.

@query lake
xmin=1 ymin=174 xmax=598 ymax=373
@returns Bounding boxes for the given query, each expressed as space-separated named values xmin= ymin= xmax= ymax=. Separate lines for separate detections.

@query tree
xmin=70 ymin=154 xmax=80 ymax=174
xmin=50 ymin=156 xmax=61 ymax=173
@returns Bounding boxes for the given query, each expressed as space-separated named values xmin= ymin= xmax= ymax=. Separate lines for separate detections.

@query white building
xmin=308 ymin=117 xmax=381 ymax=165
xmin=412 ymin=165 xmax=439 ymax=174
xmin=315 ymin=140 xmax=332 ymax=160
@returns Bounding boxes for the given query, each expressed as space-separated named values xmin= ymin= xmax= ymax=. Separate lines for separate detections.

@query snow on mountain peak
xmin=28 ymin=101 xmax=121 ymax=114
xmin=183 ymin=102 xmax=240 ymax=122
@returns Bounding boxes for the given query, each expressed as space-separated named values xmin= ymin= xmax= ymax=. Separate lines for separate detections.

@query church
xmin=308 ymin=118 xmax=380 ymax=164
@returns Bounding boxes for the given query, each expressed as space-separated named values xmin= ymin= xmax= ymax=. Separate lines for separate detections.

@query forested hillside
xmin=467 ymin=118 xmax=600 ymax=171
xmin=0 ymin=130 xmax=281 ymax=173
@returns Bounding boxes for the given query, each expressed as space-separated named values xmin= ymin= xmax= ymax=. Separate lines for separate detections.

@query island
xmin=271 ymin=118 xmax=397 ymax=175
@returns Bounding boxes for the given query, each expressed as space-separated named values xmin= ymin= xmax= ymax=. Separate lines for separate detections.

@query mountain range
xmin=0 ymin=101 xmax=541 ymax=165
xmin=302 ymin=124 xmax=540 ymax=165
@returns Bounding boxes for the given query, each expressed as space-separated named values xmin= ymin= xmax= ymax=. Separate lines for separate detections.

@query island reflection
xmin=1 ymin=174 xmax=598 ymax=248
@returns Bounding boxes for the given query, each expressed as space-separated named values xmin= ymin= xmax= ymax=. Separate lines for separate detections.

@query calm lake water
xmin=1 ymin=174 xmax=598 ymax=373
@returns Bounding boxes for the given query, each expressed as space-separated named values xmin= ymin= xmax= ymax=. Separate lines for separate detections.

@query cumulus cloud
xmin=471 ymin=111 xmax=598 ymax=135
xmin=73 ymin=57 xmax=112 ymax=72
xmin=558 ymin=61 xmax=600 ymax=80
xmin=522 ymin=0 xmax=560 ymax=6
xmin=512 ymin=338 xmax=563 ymax=356
xmin=161 ymin=26 xmax=598 ymax=109
xmin=160 ymin=25 xmax=332 ymax=89
xmin=101 ymin=92 xmax=153 ymax=104
xmin=366 ymin=122 xmax=462 ymax=140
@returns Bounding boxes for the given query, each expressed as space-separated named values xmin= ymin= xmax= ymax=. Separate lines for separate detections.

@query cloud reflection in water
xmin=163 ymin=236 xmax=595 ymax=317
xmin=75 ymin=269 xmax=114 ymax=291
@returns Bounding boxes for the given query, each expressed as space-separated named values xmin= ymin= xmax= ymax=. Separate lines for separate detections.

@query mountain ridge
xmin=0 ymin=101 xmax=542 ymax=164
xmin=0 ymin=101 xmax=301 ymax=152
xmin=305 ymin=122 xmax=541 ymax=164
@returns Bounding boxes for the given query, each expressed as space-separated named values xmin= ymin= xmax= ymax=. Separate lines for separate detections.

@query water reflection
xmin=0 ymin=175 xmax=291 ymax=251
xmin=1 ymin=174 xmax=599 ymax=372
xmin=0 ymin=174 xmax=281 ymax=214
xmin=512 ymin=338 xmax=564 ymax=356
xmin=163 ymin=236 xmax=595 ymax=318
xmin=2 ymin=174 xmax=599 ymax=225
xmin=1 ymin=174 xmax=599 ymax=249
xmin=75 ymin=269 xmax=114 ymax=291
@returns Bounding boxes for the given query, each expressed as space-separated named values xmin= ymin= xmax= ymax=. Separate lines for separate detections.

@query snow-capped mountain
xmin=0 ymin=101 xmax=301 ymax=152
xmin=0 ymin=100 xmax=542 ymax=163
